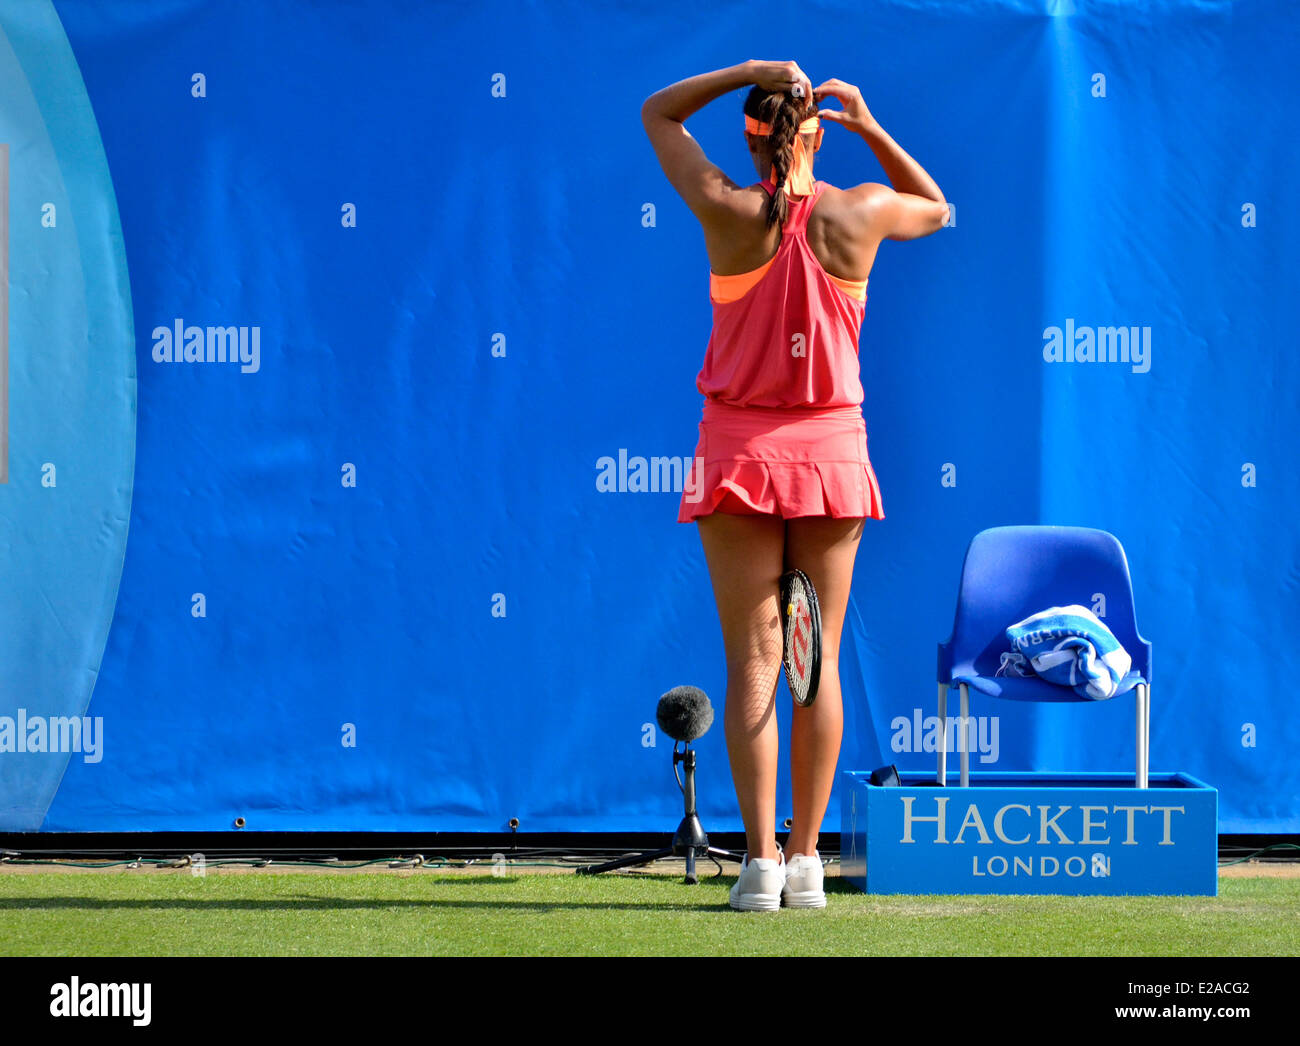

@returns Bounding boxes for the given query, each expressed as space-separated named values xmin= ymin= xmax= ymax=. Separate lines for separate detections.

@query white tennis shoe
xmin=729 ymin=852 xmax=786 ymax=912
xmin=781 ymin=851 xmax=826 ymax=908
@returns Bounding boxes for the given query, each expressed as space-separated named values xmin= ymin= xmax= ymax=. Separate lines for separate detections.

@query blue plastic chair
xmin=936 ymin=526 xmax=1153 ymax=788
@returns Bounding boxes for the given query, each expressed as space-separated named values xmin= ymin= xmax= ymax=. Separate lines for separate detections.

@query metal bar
xmin=1145 ymin=684 xmax=1152 ymax=782
xmin=1136 ymin=684 xmax=1149 ymax=789
xmin=959 ymin=683 xmax=970 ymax=787
xmin=937 ymin=683 xmax=948 ymax=785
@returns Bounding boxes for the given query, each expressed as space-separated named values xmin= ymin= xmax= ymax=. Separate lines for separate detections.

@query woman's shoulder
xmin=811 ymin=181 xmax=894 ymax=221
xmin=813 ymin=179 xmax=880 ymax=199
xmin=818 ymin=181 xmax=894 ymax=204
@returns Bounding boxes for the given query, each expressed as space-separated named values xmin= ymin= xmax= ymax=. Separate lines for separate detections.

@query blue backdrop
xmin=1 ymin=0 xmax=1295 ymax=834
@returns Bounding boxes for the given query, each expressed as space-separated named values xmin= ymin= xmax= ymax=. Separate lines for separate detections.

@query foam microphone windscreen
xmin=656 ymin=686 xmax=714 ymax=742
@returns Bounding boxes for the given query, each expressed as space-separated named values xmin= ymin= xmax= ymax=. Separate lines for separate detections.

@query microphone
xmin=656 ymin=686 xmax=714 ymax=743
xmin=578 ymin=685 xmax=730 ymax=881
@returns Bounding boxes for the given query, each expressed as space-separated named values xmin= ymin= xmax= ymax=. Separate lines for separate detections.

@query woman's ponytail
xmin=746 ymin=88 xmax=817 ymax=231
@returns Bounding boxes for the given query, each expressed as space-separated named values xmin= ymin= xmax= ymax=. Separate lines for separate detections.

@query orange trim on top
xmin=710 ymin=260 xmax=867 ymax=304
xmin=710 ymin=255 xmax=778 ymax=303
xmin=827 ymin=272 xmax=868 ymax=301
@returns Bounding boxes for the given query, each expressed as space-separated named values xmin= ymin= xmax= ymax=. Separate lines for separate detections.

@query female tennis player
xmin=642 ymin=60 xmax=948 ymax=910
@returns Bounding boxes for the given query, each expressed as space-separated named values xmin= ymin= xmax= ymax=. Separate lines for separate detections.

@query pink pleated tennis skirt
xmin=678 ymin=399 xmax=885 ymax=522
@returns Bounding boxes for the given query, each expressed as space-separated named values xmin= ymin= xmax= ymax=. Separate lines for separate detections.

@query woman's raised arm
xmin=815 ymin=78 xmax=949 ymax=240
xmin=641 ymin=61 xmax=812 ymax=218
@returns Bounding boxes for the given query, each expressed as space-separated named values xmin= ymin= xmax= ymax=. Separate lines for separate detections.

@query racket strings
xmin=781 ymin=570 xmax=821 ymax=706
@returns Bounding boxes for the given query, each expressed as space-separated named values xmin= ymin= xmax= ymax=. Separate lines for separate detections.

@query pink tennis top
xmin=697 ymin=179 xmax=867 ymax=408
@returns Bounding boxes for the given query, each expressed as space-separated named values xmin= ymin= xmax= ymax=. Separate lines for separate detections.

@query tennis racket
xmin=780 ymin=568 xmax=822 ymax=707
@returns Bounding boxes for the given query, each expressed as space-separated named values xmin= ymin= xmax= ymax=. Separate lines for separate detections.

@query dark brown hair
xmin=744 ymin=86 xmax=819 ymax=230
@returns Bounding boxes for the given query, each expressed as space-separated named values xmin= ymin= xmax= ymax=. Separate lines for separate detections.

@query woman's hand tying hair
xmin=750 ymin=60 xmax=814 ymax=100
xmin=812 ymin=78 xmax=878 ymax=136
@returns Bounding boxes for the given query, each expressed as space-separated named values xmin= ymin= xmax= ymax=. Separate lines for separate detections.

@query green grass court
xmin=1 ymin=866 xmax=1295 ymax=957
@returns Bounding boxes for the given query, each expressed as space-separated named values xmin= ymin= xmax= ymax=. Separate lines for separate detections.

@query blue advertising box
xmin=841 ymin=771 xmax=1217 ymax=896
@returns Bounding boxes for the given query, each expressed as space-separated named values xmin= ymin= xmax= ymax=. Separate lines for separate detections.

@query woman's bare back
xmin=700 ymin=181 xmax=886 ymax=284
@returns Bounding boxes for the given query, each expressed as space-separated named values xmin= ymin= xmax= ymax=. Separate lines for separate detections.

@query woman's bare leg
xmin=783 ymin=516 xmax=864 ymax=858
xmin=697 ymin=511 xmax=786 ymax=861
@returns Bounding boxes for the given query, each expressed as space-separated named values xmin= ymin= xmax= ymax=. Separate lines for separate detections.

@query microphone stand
xmin=576 ymin=743 xmax=737 ymax=884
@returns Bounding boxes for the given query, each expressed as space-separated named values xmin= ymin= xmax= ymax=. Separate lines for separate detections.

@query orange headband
xmin=744 ymin=115 xmax=821 ymax=197
xmin=744 ymin=115 xmax=821 ymax=136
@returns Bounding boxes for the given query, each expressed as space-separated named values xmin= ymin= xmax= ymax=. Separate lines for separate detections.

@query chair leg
xmin=937 ymin=683 xmax=948 ymax=786
xmin=1136 ymin=683 xmax=1149 ymax=789
xmin=1145 ymin=684 xmax=1151 ymax=774
xmin=959 ymin=683 xmax=970 ymax=788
